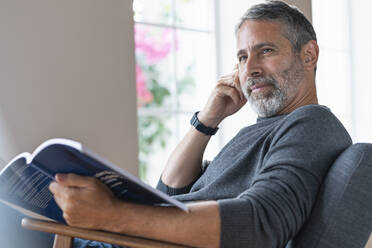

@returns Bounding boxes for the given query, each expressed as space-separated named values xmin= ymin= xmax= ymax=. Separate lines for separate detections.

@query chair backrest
xmin=287 ymin=143 xmax=372 ymax=248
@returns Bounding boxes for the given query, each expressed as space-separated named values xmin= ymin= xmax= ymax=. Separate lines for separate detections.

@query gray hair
xmin=235 ymin=0 xmax=317 ymax=53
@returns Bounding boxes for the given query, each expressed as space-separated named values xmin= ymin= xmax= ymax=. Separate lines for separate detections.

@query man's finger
xmin=218 ymin=78 xmax=234 ymax=87
xmin=218 ymin=68 xmax=240 ymax=91
xmin=216 ymin=84 xmax=241 ymax=105
xmin=49 ymin=182 xmax=70 ymax=210
xmin=49 ymin=181 xmax=59 ymax=194
xmin=53 ymin=193 xmax=65 ymax=210
xmin=49 ymin=181 xmax=78 ymax=196
xmin=55 ymin=173 xmax=96 ymax=188
xmin=233 ymin=69 xmax=245 ymax=101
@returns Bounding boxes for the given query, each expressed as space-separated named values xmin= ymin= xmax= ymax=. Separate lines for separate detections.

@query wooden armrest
xmin=21 ymin=218 xmax=191 ymax=248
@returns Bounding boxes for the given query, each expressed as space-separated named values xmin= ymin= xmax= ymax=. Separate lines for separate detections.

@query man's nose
xmin=245 ymin=55 xmax=262 ymax=78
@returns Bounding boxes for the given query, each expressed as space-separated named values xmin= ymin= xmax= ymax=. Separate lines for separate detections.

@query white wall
xmin=0 ymin=0 xmax=139 ymax=175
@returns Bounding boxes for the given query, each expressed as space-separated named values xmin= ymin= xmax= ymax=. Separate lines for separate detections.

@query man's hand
xmin=49 ymin=173 xmax=119 ymax=230
xmin=50 ymin=174 xmax=220 ymax=247
xmin=198 ymin=64 xmax=247 ymax=127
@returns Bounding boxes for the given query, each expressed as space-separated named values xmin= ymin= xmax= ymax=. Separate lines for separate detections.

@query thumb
xmin=55 ymin=173 xmax=94 ymax=188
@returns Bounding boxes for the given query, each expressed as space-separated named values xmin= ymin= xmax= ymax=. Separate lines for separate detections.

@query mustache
xmin=245 ymin=76 xmax=278 ymax=89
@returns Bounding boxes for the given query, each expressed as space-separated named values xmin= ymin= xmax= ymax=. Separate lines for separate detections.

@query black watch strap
xmin=190 ymin=111 xmax=219 ymax=136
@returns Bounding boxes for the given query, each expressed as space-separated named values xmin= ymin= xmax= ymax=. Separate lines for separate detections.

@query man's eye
xmin=262 ymin=48 xmax=273 ymax=54
xmin=239 ymin=56 xmax=247 ymax=62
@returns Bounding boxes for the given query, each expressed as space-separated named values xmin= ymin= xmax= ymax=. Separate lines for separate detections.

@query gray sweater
xmin=157 ymin=104 xmax=352 ymax=248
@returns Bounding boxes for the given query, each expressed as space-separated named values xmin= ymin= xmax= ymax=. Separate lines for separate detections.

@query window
xmin=312 ymin=0 xmax=353 ymax=136
xmin=313 ymin=0 xmax=372 ymax=142
xmin=133 ymin=0 xmax=217 ymax=185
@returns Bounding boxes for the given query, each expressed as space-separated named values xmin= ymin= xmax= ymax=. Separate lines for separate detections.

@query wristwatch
xmin=190 ymin=111 xmax=219 ymax=136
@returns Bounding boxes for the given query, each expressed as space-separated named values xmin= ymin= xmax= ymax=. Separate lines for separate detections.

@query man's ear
xmin=301 ymin=40 xmax=319 ymax=72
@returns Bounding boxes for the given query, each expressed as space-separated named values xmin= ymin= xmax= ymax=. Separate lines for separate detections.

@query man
xmin=49 ymin=1 xmax=352 ymax=247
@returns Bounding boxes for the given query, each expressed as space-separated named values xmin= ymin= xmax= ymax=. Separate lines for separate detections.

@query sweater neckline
xmin=256 ymin=114 xmax=286 ymax=124
xmin=255 ymin=104 xmax=325 ymax=124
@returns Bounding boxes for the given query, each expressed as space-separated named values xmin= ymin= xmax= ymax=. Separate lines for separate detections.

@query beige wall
xmin=0 ymin=0 xmax=139 ymax=175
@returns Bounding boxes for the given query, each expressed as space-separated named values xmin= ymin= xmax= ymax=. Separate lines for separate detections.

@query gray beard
xmin=244 ymin=84 xmax=286 ymax=118
xmin=242 ymin=57 xmax=304 ymax=117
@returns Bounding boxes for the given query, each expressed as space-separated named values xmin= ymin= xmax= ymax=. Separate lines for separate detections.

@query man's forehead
xmin=236 ymin=20 xmax=289 ymax=51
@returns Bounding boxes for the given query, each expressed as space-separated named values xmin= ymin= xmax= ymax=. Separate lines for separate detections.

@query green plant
xmin=135 ymin=25 xmax=195 ymax=181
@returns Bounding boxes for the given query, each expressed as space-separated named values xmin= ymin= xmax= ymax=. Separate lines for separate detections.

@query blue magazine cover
xmin=0 ymin=138 xmax=188 ymax=223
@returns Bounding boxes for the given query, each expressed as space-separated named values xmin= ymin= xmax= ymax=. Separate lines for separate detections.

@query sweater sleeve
xmin=156 ymin=178 xmax=194 ymax=196
xmin=217 ymin=106 xmax=352 ymax=248
xmin=156 ymin=160 xmax=211 ymax=196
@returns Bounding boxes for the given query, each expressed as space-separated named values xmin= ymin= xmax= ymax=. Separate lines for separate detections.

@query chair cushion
xmin=287 ymin=143 xmax=372 ymax=248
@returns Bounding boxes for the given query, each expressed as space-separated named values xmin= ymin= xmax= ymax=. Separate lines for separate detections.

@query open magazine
xmin=0 ymin=138 xmax=188 ymax=223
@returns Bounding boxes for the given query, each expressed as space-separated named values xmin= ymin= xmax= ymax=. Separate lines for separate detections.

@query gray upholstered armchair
xmin=22 ymin=143 xmax=372 ymax=248
xmin=287 ymin=143 xmax=372 ymax=248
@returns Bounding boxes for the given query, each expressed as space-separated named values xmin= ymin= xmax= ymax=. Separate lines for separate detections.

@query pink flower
xmin=136 ymin=64 xmax=153 ymax=107
xmin=134 ymin=25 xmax=173 ymax=64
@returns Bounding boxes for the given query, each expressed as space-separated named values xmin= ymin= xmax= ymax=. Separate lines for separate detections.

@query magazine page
xmin=0 ymin=157 xmax=64 ymax=223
